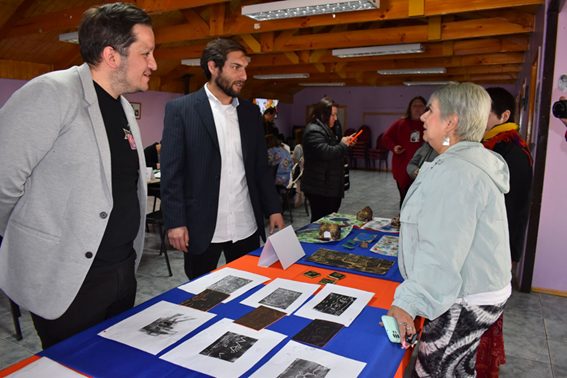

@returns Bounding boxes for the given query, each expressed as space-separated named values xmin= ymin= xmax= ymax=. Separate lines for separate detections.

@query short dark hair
xmin=264 ymin=107 xmax=277 ymax=116
xmin=486 ymin=87 xmax=516 ymax=123
xmin=200 ymin=38 xmax=247 ymax=80
xmin=405 ymin=96 xmax=427 ymax=119
xmin=309 ymin=97 xmax=336 ymax=125
xmin=79 ymin=3 xmax=151 ymax=66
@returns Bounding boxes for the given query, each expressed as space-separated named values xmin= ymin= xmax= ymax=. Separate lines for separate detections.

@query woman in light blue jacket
xmin=388 ymin=83 xmax=512 ymax=377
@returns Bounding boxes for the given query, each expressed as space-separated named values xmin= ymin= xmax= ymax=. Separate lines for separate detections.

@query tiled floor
xmin=1 ymin=170 xmax=566 ymax=377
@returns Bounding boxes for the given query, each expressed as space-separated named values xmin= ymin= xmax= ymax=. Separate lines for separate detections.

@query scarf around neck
xmin=482 ymin=122 xmax=533 ymax=166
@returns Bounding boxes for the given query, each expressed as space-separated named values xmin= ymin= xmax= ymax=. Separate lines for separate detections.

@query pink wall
xmin=0 ymin=78 xmax=180 ymax=149
xmin=0 ymin=79 xmax=25 ymax=106
xmin=291 ymin=86 xmax=435 ymax=144
xmin=124 ymin=91 xmax=181 ymax=147
xmin=533 ymin=1 xmax=567 ymax=292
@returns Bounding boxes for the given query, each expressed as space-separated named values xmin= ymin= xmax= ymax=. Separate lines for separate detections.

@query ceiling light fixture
xmin=299 ymin=82 xmax=346 ymax=87
xmin=242 ymin=0 xmax=379 ymax=21
xmin=403 ymin=81 xmax=458 ymax=86
xmin=332 ymin=43 xmax=424 ymax=58
xmin=378 ymin=67 xmax=446 ymax=75
xmin=181 ymin=58 xmax=201 ymax=66
xmin=254 ymin=73 xmax=310 ymax=80
xmin=58 ymin=31 xmax=79 ymax=44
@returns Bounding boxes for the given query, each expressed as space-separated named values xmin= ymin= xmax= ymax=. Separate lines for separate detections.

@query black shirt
xmin=93 ymin=82 xmax=140 ymax=266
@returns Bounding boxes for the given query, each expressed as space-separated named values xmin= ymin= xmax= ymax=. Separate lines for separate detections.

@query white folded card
xmin=258 ymin=225 xmax=305 ymax=269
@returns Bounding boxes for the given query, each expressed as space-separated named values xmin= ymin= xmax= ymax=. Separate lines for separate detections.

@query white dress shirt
xmin=204 ymin=84 xmax=257 ymax=243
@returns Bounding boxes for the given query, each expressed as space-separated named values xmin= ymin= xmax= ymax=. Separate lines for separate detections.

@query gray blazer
xmin=0 ymin=64 xmax=147 ymax=319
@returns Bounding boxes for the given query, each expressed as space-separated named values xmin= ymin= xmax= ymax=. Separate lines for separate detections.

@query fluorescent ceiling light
xmin=181 ymin=58 xmax=201 ymax=66
xmin=242 ymin=0 xmax=379 ymax=21
xmin=59 ymin=31 xmax=79 ymax=44
xmin=299 ymin=82 xmax=346 ymax=86
xmin=403 ymin=81 xmax=458 ymax=86
xmin=332 ymin=43 xmax=423 ymax=58
xmin=254 ymin=73 xmax=310 ymax=80
xmin=378 ymin=67 xmax=446 ymax=75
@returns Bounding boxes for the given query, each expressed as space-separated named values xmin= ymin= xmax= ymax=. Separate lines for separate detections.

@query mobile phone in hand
xmin=381 ymin=315 xmax=401 ymax=343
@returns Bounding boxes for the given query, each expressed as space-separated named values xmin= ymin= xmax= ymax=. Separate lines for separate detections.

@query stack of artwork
xmin=97 ymin=267 xmax=369 ymax=377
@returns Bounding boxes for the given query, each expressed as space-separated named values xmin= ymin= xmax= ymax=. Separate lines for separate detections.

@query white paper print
xmin=294 ymin=284 xmax=373 ymax=326
xmin=98 ymin=300 xmax=215 ymax=355
xmin=250 ymin=341 xmax=366 ymax=378
xmin=178 ymin=267 xmax=269 ymax=303
xmin=160 ymin=318 xmax=286 ymax=378
xmin=240 ymin=278 xmax=320 ymax=314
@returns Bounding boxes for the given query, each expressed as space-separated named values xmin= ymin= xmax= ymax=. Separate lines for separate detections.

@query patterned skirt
xmin=412 ymin=301 xmax=506 ymax=377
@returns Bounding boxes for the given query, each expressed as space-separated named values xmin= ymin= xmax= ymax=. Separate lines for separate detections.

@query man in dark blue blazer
xmin=161 ymin=38 xmax=285 ymax=279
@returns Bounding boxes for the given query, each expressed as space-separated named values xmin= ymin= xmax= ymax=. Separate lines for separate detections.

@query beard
xmin=112 ymin=56 xmax=146 ymax=95
xmin=215 ymin=71 xmax=244 ymax=98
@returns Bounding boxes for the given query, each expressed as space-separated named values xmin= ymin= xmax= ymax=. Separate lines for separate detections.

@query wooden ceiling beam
xmin=156 ymin=15 xmax=532 ymax=58
xmin=155 ymin=0 xmax=542 ymax=44
xmin=240 ymin=34 xmax=261 ymax=53
xmin=135 ymin=0 xmax=229 ymax=14
xmin=428 ymin=16 xmax=441 ymax=40
xmin=2 ymin=0 xmax=226 ymax=40
xmin=246 ymin=53 xmax=525 ymax=75
xmin=441 ymin=18 xmax=533 ymax=40
xmin=408 ymin=0 xmax=425 ymax=17
xmin=157 ymin=29 xmax=529 ymax=64
xmin=0 ymin=0 xmax=35 ymax=36
xmin=3 ymin=0 xmax=541 ymax=43
xmin=155 ymin=43 xmax=207 ymax=60
xmin=283 ymin=52 xmax=299 ymax=64
xmin=0 ymin=59 xmax=52 ymax=80
xmin=260 ymin=32 xmax=274 ymax=53
xmin=208 ymin=3 xmax=225 ymax=35
xmin=178 ymin=9 xmax=209 ymax=35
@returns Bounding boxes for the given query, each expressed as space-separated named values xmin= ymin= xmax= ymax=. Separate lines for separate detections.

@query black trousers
xmin=305 ymin=192 xmax=342 ymax=223
xmin=396 ymin=181 xmax=410 ymax=209
xmin=31 ymin=254 xmax=137 ymax=349
xmin=184 ymin=231 xmax=260 ymax=280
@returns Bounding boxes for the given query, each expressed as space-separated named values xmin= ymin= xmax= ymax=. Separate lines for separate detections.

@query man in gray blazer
xmin=161 ymin=38 xmax=284 ymax=280
xmin=0 ymin=3 xmax=156 ymax=348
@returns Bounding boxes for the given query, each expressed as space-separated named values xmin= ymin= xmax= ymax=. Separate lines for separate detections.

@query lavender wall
xmin=290 ymin=86 xmax=436 ymax=144
xmin=287 ymin=85 xmax=514 ymax=144
xmin=0 ymin=79 xmax=25 ymax=106
xmin=0 ymin=78 xmax=180 ymax=149
xmin=533 ymin=1 xmax=567 ymax=292
xmin=124 ymin=91 xmax=181 ymax=147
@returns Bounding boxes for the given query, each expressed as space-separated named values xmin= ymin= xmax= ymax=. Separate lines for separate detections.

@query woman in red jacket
xmin=382 ymin=96 xmax=427 ymax=207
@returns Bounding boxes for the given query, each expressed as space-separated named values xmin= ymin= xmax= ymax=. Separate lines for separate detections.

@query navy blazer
xmin=160 ymin=87 xmax=281 ymax=255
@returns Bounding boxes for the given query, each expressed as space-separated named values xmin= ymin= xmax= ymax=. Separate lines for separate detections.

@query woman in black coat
xmin=302 ymin=97 xmax=354 ymax=222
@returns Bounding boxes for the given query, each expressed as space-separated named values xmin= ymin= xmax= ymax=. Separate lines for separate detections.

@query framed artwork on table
xmin=130 ymin=102 xmax=141 ymax=119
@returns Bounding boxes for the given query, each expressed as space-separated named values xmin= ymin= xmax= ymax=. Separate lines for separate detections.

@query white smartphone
xmin=381 ymin=315 xmax=401 ymax=343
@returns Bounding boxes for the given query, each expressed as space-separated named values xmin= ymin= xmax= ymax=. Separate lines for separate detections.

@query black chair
xmin=145 ymin=183 xmax=172 ymax=277
xmin=369 ymin=134 xmax=389 ymax=171
xmin=276 ymin=186 xmax=293 ymax=222
xmin=145 ymin=210 xmax=172 ymax=277
xmin=9 ymin=297 xmax=23 ymax=340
